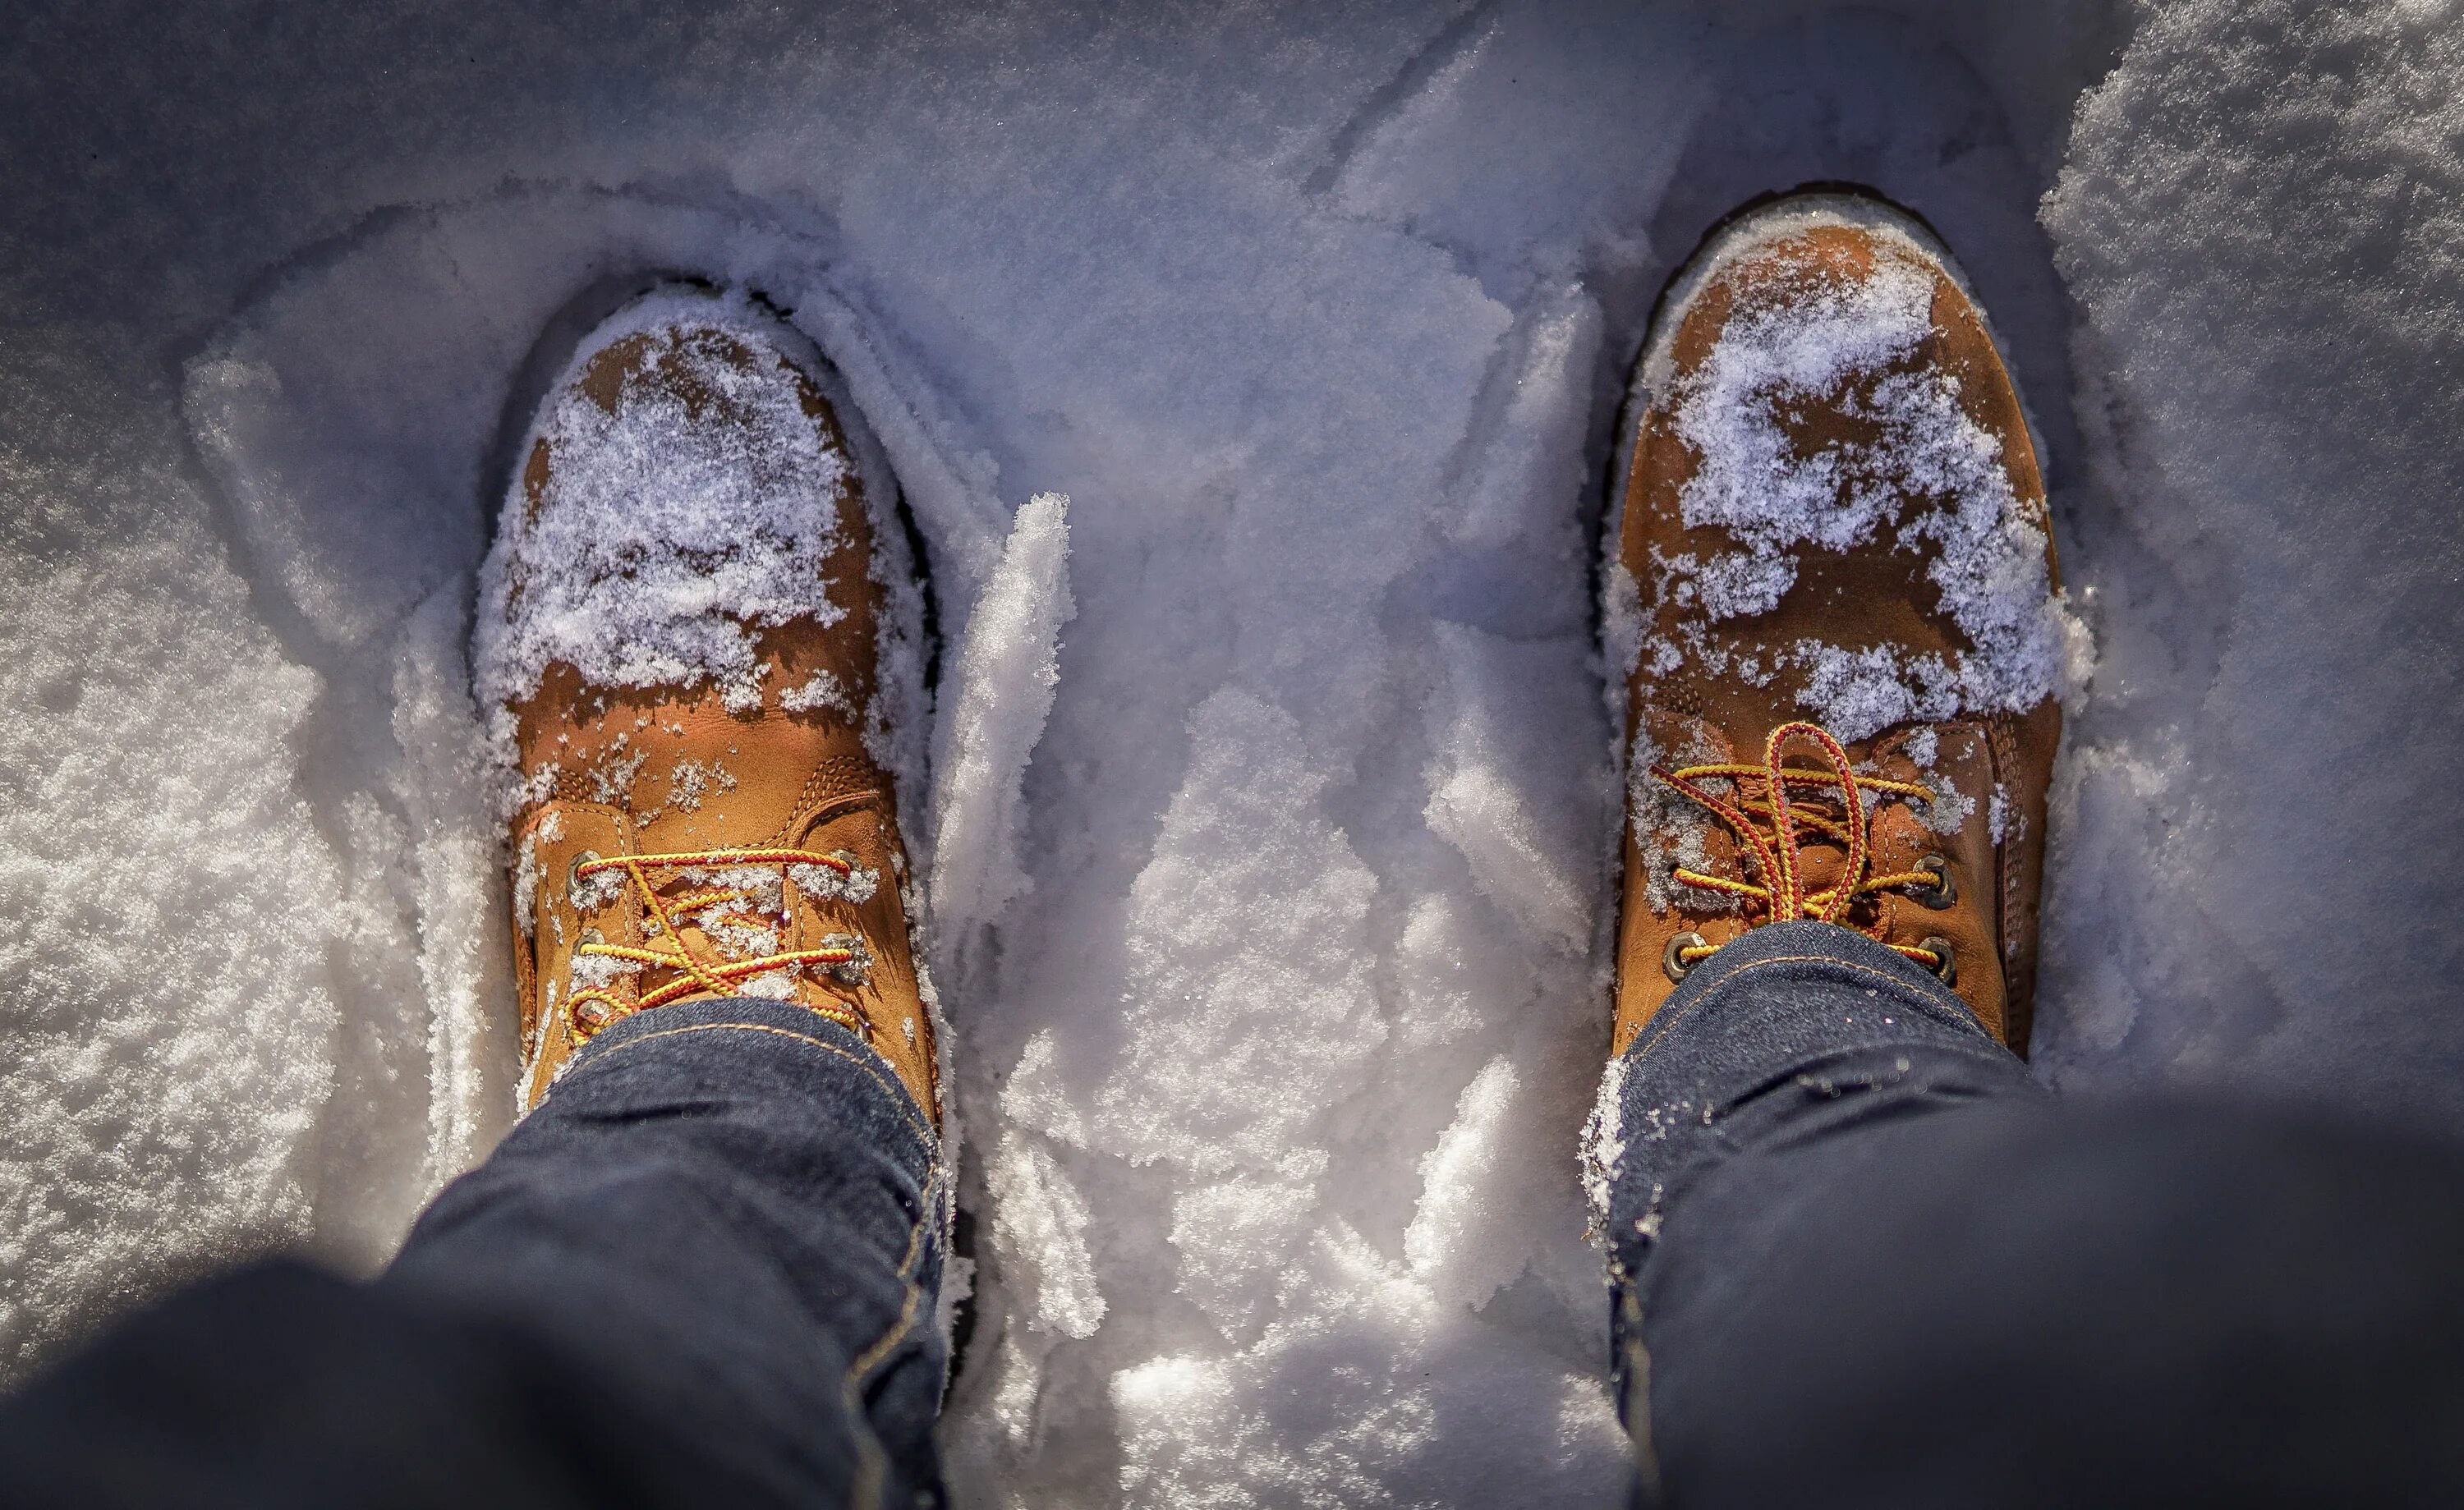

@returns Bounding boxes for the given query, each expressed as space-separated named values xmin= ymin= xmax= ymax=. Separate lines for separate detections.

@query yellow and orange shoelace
xmin=1653 ymin=720 xmax=1950 ymax=975
xmin=565 ymin=847 xmax=873 ymax=1040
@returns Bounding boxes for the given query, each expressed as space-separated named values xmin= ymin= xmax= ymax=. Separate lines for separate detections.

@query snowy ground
xmin=6 ymin=1 xmax=2463 ymax=1503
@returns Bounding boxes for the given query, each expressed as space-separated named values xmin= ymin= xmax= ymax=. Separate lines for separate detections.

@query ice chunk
xmin=1404 ymin=1057 xmax=1528 ymax=1306
xmin=1423 ymin=624 xmax=1602 ymax=954
xmin=928 ymin=493 xmax=1075 ymax=957
xmin=987 ymin=1130 xmax=1106 ymax=1340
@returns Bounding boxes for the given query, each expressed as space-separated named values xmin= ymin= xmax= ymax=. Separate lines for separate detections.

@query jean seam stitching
xmin=582 ymin=1017 xmax=942 ymax=1510
xmin=839 ymin=1161 xmax=943 ymax=1510
xmin=1632 ymin=951 xmax=1980 ymax=1065
xmin=571 ymin=1020 xmax=940 ymax=1163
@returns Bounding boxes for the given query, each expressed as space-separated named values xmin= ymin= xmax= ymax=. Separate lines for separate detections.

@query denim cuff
xmin=557 ymin=995 xmax=940 ymax=1169
xmin=1623 ymin=920 xmax=1997 ymax=1079
xmin=1603 ymin=921 xmax=2032 ymax=1263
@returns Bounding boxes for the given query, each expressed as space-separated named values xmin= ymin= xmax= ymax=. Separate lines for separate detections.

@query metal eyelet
xmin=817 ymin=932 xmax=875 ymax=986
xmin=1662 ymin=930 xmax=1709 ymax=984
xmin=1914 ymin=855 xmax=1957 ymax=910
xmin=579 ymin=928 xmax=605 ymax=948
xmin=567 ymin=849 xmax=602 ymax=908
xmin=1919 ymin=935 xmax=1957 ymax=986
xmin=572 ymin=998 xmax=617 ymax=1032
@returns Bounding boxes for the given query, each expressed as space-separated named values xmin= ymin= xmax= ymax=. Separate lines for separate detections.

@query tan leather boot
xmin=475 ymin=288 xmax=938 ymax=1117
xmin=1611 ymin=195 xmax=2067 ymax=1058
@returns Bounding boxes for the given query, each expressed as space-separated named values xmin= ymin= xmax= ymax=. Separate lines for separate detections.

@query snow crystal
xmin=1912 ymin=773 xmax=1977 ymax=837
xmin=996 ymin=1031 xmax=1089 ymax=1156
xmin=699 ymin=916 xmax=780 ymax=961
xmin=779 ymin=668 xmax=857 ymax=720
xmin=1786 ymin=639 xmax=1951 ymax=746
xmin=661 ymin=757 xmax=737 ymax=815
xmin=1667 ymin=247 xmax=1940 ymax=566
xmin=1088 ymin=688 xmax=1391 ymax=1178
xmin=788 ymin=859 xmax=880 ymax=907
xmin=503 ymin=766 xmax=559 ymax=819
xmin=1625 ymin=721 xmax=1729 ymax=917
xmin=1598 ymin=561 xmax=1647 ymax=695
xmin=512 ymin=830 xmax=543 ymax=939
xmin=1170 ymin=1168 xmax=1324 ymax=1337
xmin=1387 ymin=895 xmax=1499 ymax=1052
xmin=566 ymin=866 xmax=626 ymax=917
xmin=989 ymin=1131 xmax=1107 ymax=1341
xmin=737 ymin=970 xmax=799 ymax=1002
xmin=1579 ymin=1057 xmax=1629 ymax=1223
xmin=679 ymin=862 xmax=776 ymax=897
xmin=1404 ymin=1058 xmax=1533 ymax=1308
xmin=1423 ymin=625 xmax=1597 ymax=954
xmin=1689 ymin=547 xmax=1800 ymax=622
xmin=586 ymin=742 xmax=650 ymax=810
xmin=568 ymin=952 xmax=640 ymax=991
xmin=2027 ymin=0 xmax=2464 ymax=1111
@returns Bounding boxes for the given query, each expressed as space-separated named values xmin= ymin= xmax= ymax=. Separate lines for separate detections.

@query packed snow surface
xmin=6 ymin=2 xmax=2464 ymax=1506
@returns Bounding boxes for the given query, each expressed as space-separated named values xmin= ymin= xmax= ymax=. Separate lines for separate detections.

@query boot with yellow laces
xmin=474 ymin=287 xmax=940 ymax=1120
xmin=1610 ymin=193 xmax=2067 ymax=1060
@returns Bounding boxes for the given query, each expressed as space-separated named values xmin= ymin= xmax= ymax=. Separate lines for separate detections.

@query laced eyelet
xmin=1662 ymin=930 xmax=1709 ymax=984
xmin=816 ymin=932 xmax=874 ymax=986
xmin=572 ymin=998 xmax=617 ymax=1033
xmin=580 ymin=927 xmax=605 ymax=947
xmin=1919 ymin=934 xmax=1957 ymax=986
xmin=1914 ymin=855 xmax=1956 ymax=910
xmin=567 ymin=849 xmax=602 ymax=908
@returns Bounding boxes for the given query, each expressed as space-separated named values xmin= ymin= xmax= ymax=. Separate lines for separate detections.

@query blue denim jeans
xmin=1603 ymin=920 xmax=2464 ymax=1508
xmin=8 ymin=932 xmax=2464 ymax=1508
xmin=0 ymin=998 xmax=948 ymax=1510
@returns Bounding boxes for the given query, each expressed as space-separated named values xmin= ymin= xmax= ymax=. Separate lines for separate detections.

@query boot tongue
xmin=1767 ymin=788 xmax=1857 ymax=916
xmin=1788 ymin=832 xmax=1852 ymax=911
